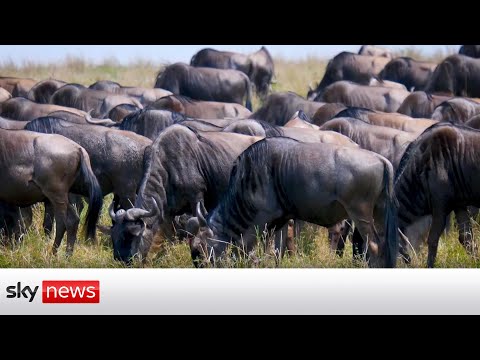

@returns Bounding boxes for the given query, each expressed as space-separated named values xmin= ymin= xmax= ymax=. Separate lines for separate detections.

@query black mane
xmin=334 ymin=107 xmax=375 ymax=119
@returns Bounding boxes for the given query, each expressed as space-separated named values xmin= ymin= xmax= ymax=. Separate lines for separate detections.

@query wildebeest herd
xmin=2 ymin=45 xmax=480 ymax=268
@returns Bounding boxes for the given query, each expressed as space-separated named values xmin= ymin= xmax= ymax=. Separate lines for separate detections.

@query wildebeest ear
xmin=186 ymin=217 xmax=200 ymax=236
xmin=126 ymin=221 xmax=145 ymax=237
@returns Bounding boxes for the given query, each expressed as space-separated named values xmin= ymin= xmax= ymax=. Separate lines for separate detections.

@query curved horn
xmin=84 ymin=112 xmax=117 ymax=127
xmin=125 ymin=197 xmax=160 ymax=221
xmin=200 ymin=200 xmax=207 ymax=218
xmin=108 ymin=201 xmax=116 ymax=220
xmin=196 ymin=202 xmax=207 ymax=227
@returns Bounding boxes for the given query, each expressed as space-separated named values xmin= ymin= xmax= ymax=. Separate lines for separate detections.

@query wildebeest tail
xmin=78 ymin=148 xmax=103 ymax=241
xmin=245 ymin=76 xmax=253 ymax=111
xmin=381 ymin=157 xmax=399 ymax=268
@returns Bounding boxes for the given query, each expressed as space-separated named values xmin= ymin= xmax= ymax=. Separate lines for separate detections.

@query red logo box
xmin=42 ymin=281 xmax=100 ymax=303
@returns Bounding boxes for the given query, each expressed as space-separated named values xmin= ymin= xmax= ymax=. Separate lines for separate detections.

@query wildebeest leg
xmin=329 ymin=219 xmax=351 ymax=257
xmin=351 ymin=228 xmax=364 ymax=260
xmin=43 ymin=200 xmax=54 ymax=238
xmin=349 ymin=206 xmax=378 ymax=266
xmin=69 ymin=194 xmax=84 ymax=217
xmin=455 ymin=208 xmax=477 ymax=258
xmin=65 ymin=203 xmax=80 ymax=256
xmin=426 ymin=210 xmax=448 ymax=268
xmin=51 ymin=202 xmax=68 ymax=256
xmin=287 ymin=220 xmax=295 ymax=254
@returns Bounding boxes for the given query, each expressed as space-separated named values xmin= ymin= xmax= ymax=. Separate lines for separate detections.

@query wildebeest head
xmin=187 ymin=202 xmax=227 ymax=268
xmin=109 ymin=198 xmax=160 ymax=264
xmin=249 ymin=46 xmax=275 ymax=99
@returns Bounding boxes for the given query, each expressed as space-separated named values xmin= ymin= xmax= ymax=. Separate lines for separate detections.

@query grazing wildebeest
xmin=378 ymin=57 xmax=437 ymax=91
xmin=395 ymin=122 xmax=480 ymax=267
xmin=153 ymin=63 xmax=253 ymax=111
xmin=0 ymin=128 xmax=102 ymax=255
xmin=148 ymin=95 xmax=251 ymax=119
xmin=0 ymin=77 xmax=37 ymax=97
xmin=459 ymin=45 xmax=480 ymax=58
xmin=368 ymin=77 xmax=407 ymax=90
xmin=223 ymin=118 xmax=358 ymax=147
xmin=190 ymin=46 xmax=275 ymax=98
xmin=108 ymin=103 xmax=141 ymax=122
xmin=320 ymin=117 xmax=416 ymax=169
xmin=0 ymin=88 xmax=12 ymax=103
xmin=25 ymin=117 xmax=152 ymax=211
xmin=397 ymin=91 xmax=451 ymax=118
xmin=329 ymin=107 xmax=437 ymax=134
xmin=311 ymin=103 xmax=348 ymax=125
xmin=108 ymin=124 xmax=262 ymax=263
xmin=317 ymin=81 xmax=411 ymax=113
xmin=284 ymin=111 xmax=321 ymax=130
xmin=307 ymin=52 xmax=390 ymax=100
xmin=465 ymin=114 xmax=480 ymax=129
xmin=425 ymin=54 xmax=480 ymax=97
xmin=249 ymin=92 xmax=324 ymax=126
xmin=0 ymin=202 xmax=32 ymax=243
xmin=50 ymin=84 xmax=144 ymax=119
xmin=0 ymin=117 xmax=29 ymax=129
xmin=358 ymin=45 xmax=393 ymax=59
xmin=0 ymin=97 xmax=115 ymax=125
xmin=187 ymin=137 xmax=398 ymax=268
xmin=431 ymin=98 xmax=480 ymax=123
xmin=116 ymin=109 xmax=187 ymax=140
xmin=27 ymin=79 xmax=67 ymax=103
xmin=89 ymin=80 xmax=172 ymax=106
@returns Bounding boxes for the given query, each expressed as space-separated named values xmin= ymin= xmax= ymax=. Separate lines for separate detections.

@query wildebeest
xmin=328 ymin=107 xmax=437 ymax=134
xmin=0 ymin=128 xmax=102 ymax=255
xmin=378 ymin=57 xmax=437 ymax=91
xmin=0 ymin=88 xmax=12 ymax=103
xmin=395 ymin=122 xmax=480 ymax=267
xmin=397 ymin=91 xmax=451 ymax=118
xmin=190 ymin=46 xmax=275 ymax=98
xmin=307 ymin=52 xmax=390 ymax=100
xmin=425 ymin=54 xmax=480 ymax=97
xmin=320 ymin=117 xmax=416 ymax=169
xmin=0 ymin=77 xmax=37 ymax=97
xmin=316 ymin=81 xmax=411 ymax=113
xmin=0 ymin=117 xmax=29 ymax=129
xmin=50 ymin=84 xmax=144 ymax=119
xmin=358 ymin=45 xmax=393 ymax=59
xmin=465 ymin=114 xmax=480 ymax=129
xmin=311 ymin=103 xmax=348 ymax=125
xmin=187 ymin=137 xmax=398 ymax=268
xmin=148 ymin=95 xmax=251 ymax=119
xmin=108 ymin=103 xmax=141 ymax=122
xmin=249 ymin=92 xmax=324 ymax=126
xmin=0 ymin=97 xmax=115 ymax=125
xmin=459 ymin=45 xmax=480 ymax=58
xmin=27 ymin=79 xmax=67 ymax=103
xmin=368 ymin=77 xmax=407 ymax=90
xmin=431 ymin=98 xmax=480 ymax=123
xmin=0 ymin=202 xmax=32 ymax=243
xmin=89 ymin=80 xmax=172 ymax=106
xmin=153 ymin=63 xmax=253 ymax=111
xmin=284 ymin=111 xmax=321 ymax=130
xmin=108 ymin=124 xmax=262 ymax=263
xmin=25 ymin=117 xmax=152 ymax=211
xmin=116 ymin=109 xmax=187 ymax=140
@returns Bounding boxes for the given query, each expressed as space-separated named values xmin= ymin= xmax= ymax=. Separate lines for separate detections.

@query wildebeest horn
xmin=108 ymin=201 xmax=116 ymax=220
xmin=196 ymin=201 xmax=207 ymax=227
xmin=125 ymin=197 xmax=160 ymax=221
xmin=84 ymin=112 xmax=117 ymax=127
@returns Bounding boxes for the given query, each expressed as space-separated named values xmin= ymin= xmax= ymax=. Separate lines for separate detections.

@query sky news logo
xmin=5 ymin=281 xmax=100 ymax=303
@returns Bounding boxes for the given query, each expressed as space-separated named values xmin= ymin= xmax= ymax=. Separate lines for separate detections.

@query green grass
xmin=1 ymin=51 xmax=477 ymax=268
